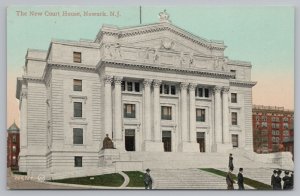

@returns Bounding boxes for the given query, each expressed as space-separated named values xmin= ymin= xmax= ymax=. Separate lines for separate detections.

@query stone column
xmin=214 ymin=86 xmax=222 ymax=145
xmin=114 ymin=76 xmax=123 ymax=150
xmin=153 ymin=79 xmax=162 ymax=142
xmin=189 ymin=83 xmax=197 ymax=142
xmin=143 ymin=79 xmax=152 ymax=141
xmin=104 ymin=75 xmax=113 ymax=138
xmin=180 ymin=82 xmax=189 ymax=143
xmin=222 ymin=87 xmax=231 ymax=144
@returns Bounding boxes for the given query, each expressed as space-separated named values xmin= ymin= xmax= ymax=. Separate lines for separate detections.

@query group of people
xmin=226 ymin=153 xmax=245 ymax=190
xmin=271 ymin=169 xmax=293 ymax=190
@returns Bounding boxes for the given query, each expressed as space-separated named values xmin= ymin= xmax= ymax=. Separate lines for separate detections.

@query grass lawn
xmin=50 ymin=173 xmax=124 ymax=187
xmin=123 ymin=171 xmax=145 ymax=187
xmin=200 ymin=168 xmax=272 ymax=190
xmin=12 ymin=171 xmax=27 ymax=175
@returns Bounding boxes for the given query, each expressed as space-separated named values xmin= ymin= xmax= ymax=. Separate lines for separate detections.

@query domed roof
xmin=7 ymin=122 xmax=19 ymax=132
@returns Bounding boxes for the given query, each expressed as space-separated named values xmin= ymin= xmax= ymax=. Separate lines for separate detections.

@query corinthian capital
xmin=104 ymin=75 xmax=113 ymax=84
xmin=213 ymin=86 xmax=222 ymax=94
xmin=114 ymin=76 xmax=123 ymax=85
xmin=180 ymin=82 xmax=189 ymax=89
xmin=143 ymin=79 xmax=153 ymax=87
xmin=189 ymin=83 xmax=197 ymax=91
xmin=153 ymin=79 xmax=162 ymax=88
xmin=222 ymin=86 xmax=230 ymax=93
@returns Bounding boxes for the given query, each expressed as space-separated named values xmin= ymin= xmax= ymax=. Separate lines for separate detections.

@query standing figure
xmin=290 ymin=172 xmax=294 ymax=189
xmin=271 ymin=170 xmax=277 ymax=189
xmin=274 ymin=170 xmax=282 ymax=190
xmin=226 ymin=168 xmax=235 ymax=190
xmin=144 ymin=168 xmax=153 ymax=189
xmin=238 ymin=168 xmax=245 ymax=190
xmin=282 ymin=171 xmax=290 ymax=190
xmin=228 ymin=153 xmax=234 ymax=171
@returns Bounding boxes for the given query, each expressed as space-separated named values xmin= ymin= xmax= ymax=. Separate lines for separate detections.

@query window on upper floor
xmin=196 ymin=109 xmax=206 ymax=122
xmin=262 ymin=116 xmax=267 ymax=122
xmin=161 ymin=106 xmax=172 ymax=120
xmin=74 ymin=102 xmax=82 ymax=117
xmin=232 ymin=134 xmax=238 ymax=147
xmin=196 ymin=87 xmax=210 ymax=98
xmin=12 ymin=146 xmax=16 ymax=153
xmin=231 ymin=112 xmax=238 ymax=125
xmin=12 ymin=135 xmax=16 ymax=143
xmin=124 ymin=104 xmax=136 ymax=118
xmin=160 ymin=84 xmax=176 ymax=95
xmin=73 ymin=128 xmax=83 ymax=144
xmin=121 ymin=81 xmax=140 ymax=93
xmin=231 ymin=93 xmax=237 ymax=103
xmin=73 ymin=52 xmax=82 ymax=63
xmin=230 ymin=70 xmax=236 ymax=79
xmin=73 ymin=79 xmax=82 ymax=91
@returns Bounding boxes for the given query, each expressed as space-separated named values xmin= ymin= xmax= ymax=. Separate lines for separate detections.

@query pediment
xmin=98 ymin=22 xmax=226 ymax=57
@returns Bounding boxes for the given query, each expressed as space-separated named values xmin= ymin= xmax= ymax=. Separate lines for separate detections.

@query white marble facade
xmin=16 ymin=11 xmax=257 ymax=175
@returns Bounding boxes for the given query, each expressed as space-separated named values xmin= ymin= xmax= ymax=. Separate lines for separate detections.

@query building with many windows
xmin=252 ymin=105 xmax=294 ymax=154
xmin=16 ymin=10 xmax=272 ymax=177
xmin=7 ymin=122 xmax=20 ymax=170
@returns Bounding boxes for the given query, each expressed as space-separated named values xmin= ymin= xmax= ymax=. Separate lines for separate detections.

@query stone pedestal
xmin=181 ymin=142 xmax=199 ymax=152
xmin=144 ymin=141 xmax=164 ymax=152
xmin=114 ymin=140 xmax=125 ymax=151
xmin=99 ymin=149 xmax=120 ymax=166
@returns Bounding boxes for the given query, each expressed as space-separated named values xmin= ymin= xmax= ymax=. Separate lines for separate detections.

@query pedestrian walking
xmin=271 ymin=170 xmax=277 ymax=189
xmin=226 ymin=168 xmax=235 ymax=190
xmin=144 ymin=168 xmax=153 ymax=189
xmin=274 ymin=170 xmax=282 ymax=190
xmin=228 ymin=153 xmax=234 ymax=171
xmin=237 ymin=168 xmax=245 ymax=190
xmin=282 ymin=171 xmax=290 ymax=190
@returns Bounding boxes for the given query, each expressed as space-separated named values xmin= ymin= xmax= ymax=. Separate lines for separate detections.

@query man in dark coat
xmin=274 ymin=170 xmax=282 ymax=190
xmin=228 ymin=153 xmax=234 ymax=171
xmin=226 ymin=168 xmax=235 ymax=190
xmin=282 ymin=171 xmax=290 ymax=190
xmin=271 ymin=170 xmax=277 ymax=189
xmin=237 ymin=168 xmax=245 ymax=190
xmin=144 ymin=168 xmax=153 ymax=189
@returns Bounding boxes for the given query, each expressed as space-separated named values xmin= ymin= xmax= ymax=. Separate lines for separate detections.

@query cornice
xmin=229 ymin=80 xmax=257 ymax=87
xmin=47 ymin=61 xmax=97 ymax=72
xmin=98 ymin=59 xmax=234 ymax=80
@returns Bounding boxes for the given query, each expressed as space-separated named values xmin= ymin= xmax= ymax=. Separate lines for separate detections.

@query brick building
xmin=252 ymin=105 xmax=294 ymax=154
xmin=7 ymin=122 xmax=20 ymax=170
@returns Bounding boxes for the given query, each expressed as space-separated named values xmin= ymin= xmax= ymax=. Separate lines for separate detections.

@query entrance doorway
xmin=125 ymin=129 xmax=135 ymax=151
xmin=162 ymin=131 xmax=172 ymax=152
xmin=197 ymin=132 xmax=205 ymax=152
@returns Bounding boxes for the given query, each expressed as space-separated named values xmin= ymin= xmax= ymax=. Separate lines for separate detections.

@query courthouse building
xmin=16 ymin=11 xmax=259 ymax=176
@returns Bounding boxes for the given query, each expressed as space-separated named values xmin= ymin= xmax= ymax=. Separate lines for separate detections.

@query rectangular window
xmin=73 ymin=128 xmax=83 ymax=144
xmin=73 ymin=52 xmax=82 ymax=63
xmin=124 ymin=104 xmax=136 ymax=118
xmin=164 ymin=84 xmax=169 ymax=94
xmin=127 ymin=82 xmax=133 ymax=91
xmin=230 ymin=70 xmax=236 ymax=79
xmin=74 ymin=102 xmax=82 ymax=117
xmin=204 ymin=88 xmax=209 ymax=98
xmin=196 ymin=109 xmax=205 ymax=122
xmin=73 ymin=79 xmax=82 ymax=91
xmin=121 ymin=81 xmax=125 ymax=91
xmin=12 ymin=146 xmax=16 ymax=153
xmin=160 ymin=85 xmax=163 ymax=94
xmin=74 ymin=156 xmax=82 ymax=167
xmin=231 ymin=93 xmax=237 ymax=103
xmin=171 ymin=85 xmax=176 ymax=95
xmin=134 ymin=82 xmax=140 ymax=92
xmin=199 ymin=88 xmax=203 ymax=97
xmin=232 ymin=134 xmax=238 ymax=147
xmin=231 ymin=112 xmax=238 ymax=125
xmin=161 ymin=106 xmax=172 ymax=120
xmin=12 ymin=135 xmax=16 ymax=143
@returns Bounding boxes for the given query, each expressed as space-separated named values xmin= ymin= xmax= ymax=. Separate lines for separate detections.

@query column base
xmin=180 ymin=142 xmax=200 ymax=152
xmin=215 ymin=143 xmax=233 ymax=153
xmin=144 ymin=141 xmax=164 ymax=152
